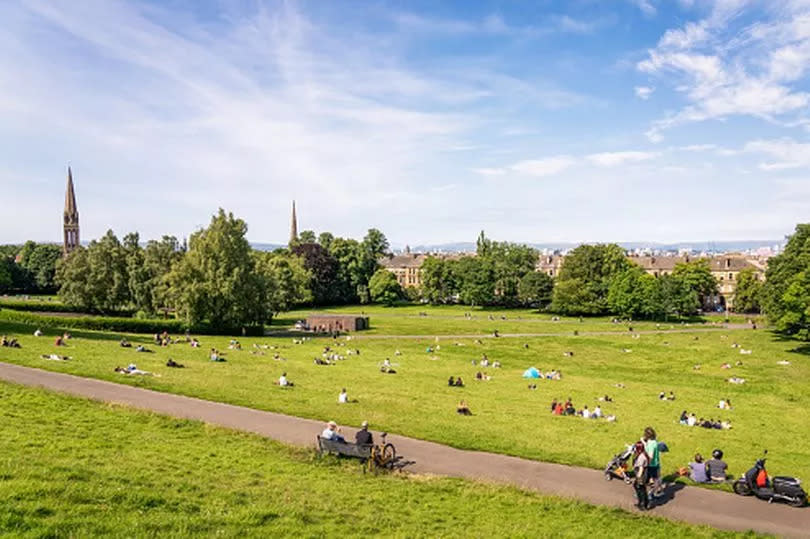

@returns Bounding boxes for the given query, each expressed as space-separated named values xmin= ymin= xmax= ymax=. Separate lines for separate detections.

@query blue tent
xmin=522 ymin=367 xmax=540 ymax=379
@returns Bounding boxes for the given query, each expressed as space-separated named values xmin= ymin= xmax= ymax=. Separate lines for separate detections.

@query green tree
xmin=518 ymin=271 xmax=554 ymax=308
xmin=57 ymin=231 xmax=130 ymax=312
xmin=292 ymin=242 xmax=340 ymax=305
xmin=453 ymin=257 xmax=495 ymax=306
xmin=0 ymin=257 xmax=13 ymax=292
xmin=420 ymin=257 xmax=457 ymax=304
xmin=551 ymin=244 xmax=631 ymax=315
xmin=255 ymin=251 xmax=312 ymax=316
xmin=167 ymin=210 xmax=266 ymax=329
xmin=672 ymin=259 xmax=718 ymax=307
xmin=762 ymin=224 xmax=810 ymax=338
xmin=733 ymin=268 xmax=763 ymax=313
xmin=607 ymin=266 xmax=647 ymax=318
xmin=298 ymin=230 xmax=316 ymax=244
xmin=55 ymin=247 xmax=94 ymax=310
xmin=23 ymin=244 xmax=62 ymax=292
xmin=368 ymin=269 xmax=402 ymax=306
xmin=487 ymin=242 xmax=538 ymax=305
xmin=317 ymin=232 xmax=334 ymax=251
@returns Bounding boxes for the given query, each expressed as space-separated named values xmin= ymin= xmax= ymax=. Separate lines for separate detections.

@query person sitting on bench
xmin=355 ymin=421 xmax=373 ymax=445
xmin=322 ymin=420 xmax=345 ymax=442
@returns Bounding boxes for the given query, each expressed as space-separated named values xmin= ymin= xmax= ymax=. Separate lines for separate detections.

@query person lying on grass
xmin=41 ymin=354 xmax=71 ymax=361
xmin=166 ymin=358 xmax=184 ymax=368
xmin=2 ymin=336 xmax=21 ymax=348
xmin=119 ymin=338 xmax=131 ymax=348
xmin=114 ymin=364 xmax=155 ymax=376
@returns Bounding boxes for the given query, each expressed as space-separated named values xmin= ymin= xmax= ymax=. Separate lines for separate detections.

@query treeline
xmin=0 ymin=242 xmax=62 ymax=293
xmin=418 ymin=240 xmax=719 ymax=318
xmin=2 ymin=209 xmax=392 ymax=331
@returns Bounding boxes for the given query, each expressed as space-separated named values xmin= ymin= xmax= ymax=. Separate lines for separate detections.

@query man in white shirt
xmin=338 ymin=388 xmax=348 ymax=403
xmin=593 ymin=405 xmax=602 ymax=419
xmin=582 ymin=406 xmax=591 ymax=419
xmin=687 ymin=414 xmax=697 ymax=427
xmin=278 ymin=372 xmax=293 ymax=387
xmin=321 ymin=420 xmax=345 ymax=442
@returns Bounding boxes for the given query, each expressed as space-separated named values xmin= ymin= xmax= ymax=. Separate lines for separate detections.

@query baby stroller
xmin=604 ymin=444 xmax=635 ymax=484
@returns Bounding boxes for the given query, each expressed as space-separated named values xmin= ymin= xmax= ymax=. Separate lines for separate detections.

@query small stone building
xmin=306 ymin=314 xmax=369 ymax=333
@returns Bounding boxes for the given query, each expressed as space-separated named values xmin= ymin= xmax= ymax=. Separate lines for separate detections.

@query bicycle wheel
xmin=383 ymin=443 xmax=396 ymax=463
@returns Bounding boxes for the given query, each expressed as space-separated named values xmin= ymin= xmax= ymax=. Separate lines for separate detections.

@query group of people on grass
xmin=679 ymin=410 xmax=732 ymax=430
xmin=550 ymin=397 xmax=617 ymax=422
xmin=1 ymin=335 xmax=21 ymax=348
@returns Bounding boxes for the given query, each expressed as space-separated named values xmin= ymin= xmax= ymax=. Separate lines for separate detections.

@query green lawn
xmin=0 ymin=305 xmax=803 ymax=493
xmin=0 ymin=382 xmax=753 ymax=538
xmin=277 ymin=305 xmax=757 ymax=335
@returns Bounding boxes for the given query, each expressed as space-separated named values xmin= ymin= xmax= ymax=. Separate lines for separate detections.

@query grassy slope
xmin=0 ymin=305 xmax=804 ymax=490
xmin=0 ymin=382 xmax=752 ymax=538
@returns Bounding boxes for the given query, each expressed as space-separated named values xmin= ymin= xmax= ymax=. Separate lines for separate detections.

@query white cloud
xmin=586 ymin=151 xmax=660 ymax=166
xmin=743 ymin=138 xmax=810 ymax=170
xmin=472 ymin=167 xmax=507 ymax=176
xmin=638 ymin=2 xmax=810 ymax=140
xmin=678 ymin=144 xmax=717 ymax=151
xmin=510 ymin=156 xmax=575 ymax=176
xmin=634 ymin=86 xmax=655 ymax=99
xmin=633 ymin=0 xmax=657 ymax=17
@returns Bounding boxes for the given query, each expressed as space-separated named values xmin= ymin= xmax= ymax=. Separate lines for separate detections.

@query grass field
xmin=0 ymin=305 xmax=804 ymax=492
xmin=0 ymin=381 xmax=753 ymax=537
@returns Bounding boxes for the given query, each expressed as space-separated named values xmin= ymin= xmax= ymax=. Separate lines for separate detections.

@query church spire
xmin=63 ymin=167 xmax=80 ymax=255
xmin=289 ymin=200 xmax=298 ymax=245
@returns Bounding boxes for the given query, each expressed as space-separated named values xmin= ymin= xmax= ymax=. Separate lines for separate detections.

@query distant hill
xmin=251 ymin=243 xmax=284 ymax=252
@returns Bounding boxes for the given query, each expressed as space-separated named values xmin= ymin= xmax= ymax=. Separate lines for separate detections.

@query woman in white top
xmin=338 ymin=388 xmax=348 ymax=403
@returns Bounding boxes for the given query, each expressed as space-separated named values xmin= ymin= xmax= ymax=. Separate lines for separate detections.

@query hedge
xmin=0 ymin=309 xmax=264 ymax=336
xmin=0 ymin=298 xmax=134 ymax=317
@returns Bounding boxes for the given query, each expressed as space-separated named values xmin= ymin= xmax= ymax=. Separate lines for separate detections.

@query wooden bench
xmin=316 ymin=436 xmax=372 ymax=459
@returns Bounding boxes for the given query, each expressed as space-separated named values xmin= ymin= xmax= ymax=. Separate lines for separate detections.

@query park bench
xmin=316 ymin=436 xmax=372 ymax=459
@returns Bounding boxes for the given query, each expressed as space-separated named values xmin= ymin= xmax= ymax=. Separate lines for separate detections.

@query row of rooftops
xmin=381 ymin=252 xmax=767 ymax=273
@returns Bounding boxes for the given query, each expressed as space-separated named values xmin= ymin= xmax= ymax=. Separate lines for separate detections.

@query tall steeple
xmin=63 ymin=167 xmax=80 ymax=255
xmin=289 ymin=200 xmax=298 ymax=245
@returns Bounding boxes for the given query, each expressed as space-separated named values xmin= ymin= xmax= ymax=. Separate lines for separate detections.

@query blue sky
xmin=1 ymin=0 xmax=809 ymax=246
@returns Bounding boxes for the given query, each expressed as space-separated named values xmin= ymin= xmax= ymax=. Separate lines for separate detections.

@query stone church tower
xmin=63 ymin=167 xmax=80 ymax=255
xmin=289 ymin=200 xmax=298 ymax=245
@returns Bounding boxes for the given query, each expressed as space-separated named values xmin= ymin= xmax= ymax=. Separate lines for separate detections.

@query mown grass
xmin=0 ymin=305 xmax=802 ymax=492
xmin=0 ymin=382 xmax=754 ymax=537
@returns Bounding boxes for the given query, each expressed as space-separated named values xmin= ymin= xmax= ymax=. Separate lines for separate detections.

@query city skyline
xmin=2 ymin=1 xmax=810 ymax=245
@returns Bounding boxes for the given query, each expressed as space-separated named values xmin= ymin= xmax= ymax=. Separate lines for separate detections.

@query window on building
xmin=729 ymin=273 xmax=733 ymax=280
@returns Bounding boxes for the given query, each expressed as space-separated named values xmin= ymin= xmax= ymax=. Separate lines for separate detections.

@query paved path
xmin=352 ymin=325 xmax=756 ymax=340
xmin=0 ymin=362 xmax=805 ymax=537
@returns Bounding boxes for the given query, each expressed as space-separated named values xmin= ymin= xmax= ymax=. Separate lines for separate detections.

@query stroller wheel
xmin=624 ymin=476 xmax=633 ymax=485
xmin=604 ymin=472 xmax=612 ymax=481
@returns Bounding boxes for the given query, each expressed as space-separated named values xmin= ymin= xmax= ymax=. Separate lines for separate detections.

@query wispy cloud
xmin=638 ymin=1 xmax=810 ymax=141
xmin=586 ymin=151 xmax=660 ymax=166
xmin=511 ymin=157 xmax=576 ymax=177
xmin=634 ymin=86 xmax=655 ymax=99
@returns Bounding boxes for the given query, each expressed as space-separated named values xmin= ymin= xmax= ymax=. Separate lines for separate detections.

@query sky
xmin=1 ymin=0 xmax=810 ymax=246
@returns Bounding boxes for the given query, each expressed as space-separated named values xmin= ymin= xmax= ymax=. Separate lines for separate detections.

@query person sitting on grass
xmin=554 ymin=402 xmax=564 ymax=415
xmin=679 ymin=411 xmax=689 ymax=425
xmin=209 ymin=349 xmax=226 ymax=362
xmin=448 ymin=376 xmax=455 ymax=386
xmin=120 ymin=338 xmax=132 ymax=348
xmin=457 ymin=400 xmax=472 ymax=416
xmin=190 ymin=338 xmax=200 ymax=348
xmin=593 ymin=405 xmax=602 ymax=419
xmin=166 ymin=358 xmax=184 ymax=368
xmin=321 ymin=420 xmax=345 ymax=442
xmin=689 ymin=454 xmax=708 ymax=483
xmin=687 ymin=413 xmax=697 ymax=427
xmin=338 ymin=388 xmax=351 ymax=403
xmin=355 ymin=421 xmax=373 ymax=445
xmin=33 ymin=328 xmax=43 ymax=337
xmin=54 ymin=336 xmax=64 ymax=347
xmin=706 ymin=449 xmax=728 ymax=483
xmin=550 ymin=398 xmax=558 ymax=412
xmin=276 ymin=372 xmax=293 ymax=387
xmin=454 ymin=376 xmax=464 ymax=387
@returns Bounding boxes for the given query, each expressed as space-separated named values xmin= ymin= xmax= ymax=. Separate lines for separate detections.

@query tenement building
xmin=380 ymin=253 xmax=465 ymax=289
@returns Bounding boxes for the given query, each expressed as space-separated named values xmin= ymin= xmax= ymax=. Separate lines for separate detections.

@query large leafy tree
xmin=733 ymin=268 xmax=763 ymax=313
xmin=292 ymin=242 xmax=340 ymax=305
xmin=129 ymin=235 xmax=185 ymax=315
xmin=487 ymin=242 xmax=538 ymax=306
xmin=21 ymin=243 xmax=62 ymax=292
xmin=551 ymin=244 xmax=631 ymax=315
xmin=453 ymin=257 xmax=495 ymax=306
xmin=255 ymin=250 xmax=312 ymax=316
xmin=57 ymin=230 xmax=130 ymax=312
xmin=420 ymin=257 xmax=457 ymax=304
xmin=0 ymin=257 xmax=13 ymax=292
xmin=167 ymin=209 xmax=265 ymax=329
xmin=368 ymin=268 xmax=402 ymax=306
xmin=518 ymin=271 xmax=554 ymax=308
xmin=672 ymin=259 xmax=718 ymax=307
xmin=762 ymin=224 xmax=810 ymax=338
